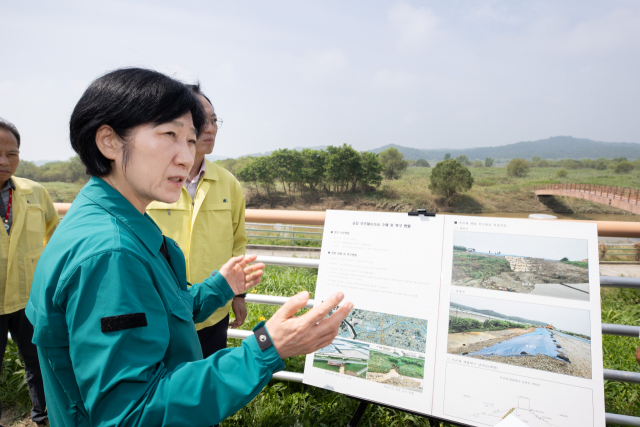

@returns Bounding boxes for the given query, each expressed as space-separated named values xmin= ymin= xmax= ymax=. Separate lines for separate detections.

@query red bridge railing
xmin=534 ymin=184 xmax=640 ymax=205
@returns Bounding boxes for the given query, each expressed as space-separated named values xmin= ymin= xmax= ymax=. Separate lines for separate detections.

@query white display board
xmin=303 ymin=210 xmax=605 ymax=427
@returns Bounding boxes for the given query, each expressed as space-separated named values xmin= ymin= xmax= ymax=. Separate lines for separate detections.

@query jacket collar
xmin=11 ymin=177 xmax=33 ymax=194
xmin=80 ymin=176 xmax=163 ymax=255
xmin=202 ymin=159 xmax=219 ymax=181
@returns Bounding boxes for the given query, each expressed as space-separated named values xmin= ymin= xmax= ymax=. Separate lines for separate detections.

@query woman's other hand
xmin=266 ymin=291 xmax=353 ymax=359
xmin=219 ymin=254 xmax=264 ymax=295
xmin=229 ymin=297 xmax=248 ymax=328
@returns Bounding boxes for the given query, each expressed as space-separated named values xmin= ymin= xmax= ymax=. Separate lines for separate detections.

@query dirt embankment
xmin=470 ymin=353 xmax=592 ymax=379
xmin=366 ymin=369 xmax=423 ymax=391
xmin=447 ymin=327 xmax=536 ymax=354
xmin=453 ymin=256 xmax=588 ymax=293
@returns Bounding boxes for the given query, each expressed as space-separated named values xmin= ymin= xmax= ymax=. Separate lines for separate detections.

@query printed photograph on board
xmin=365 ymin=345 xmax=425 ymax=392
xmin=448 ymin=294 xmax=592 ymax=379
xmin=313 ymin=337 xmax=370 ymax=378
xmin=452 ymin=231 xmax=589 ymax=301
xmin=336 ymin=308 xmax=428 ymax=352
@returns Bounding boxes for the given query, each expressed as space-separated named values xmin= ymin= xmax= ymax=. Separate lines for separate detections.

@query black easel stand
xmin=346 ymin=396 xmax=471 ymax=427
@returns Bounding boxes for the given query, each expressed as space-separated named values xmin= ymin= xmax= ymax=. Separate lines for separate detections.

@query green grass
xmin=40 ymin=181 xmax=85 ymax=203
xmin=312 ymin=360 xmax=366 ymax=376
xmin=601 ymin=288 xmax=640 ymax=420
xmin=367 ymin=351 xmax=425 ymax=379
xmin=452 ymin=252 xmax=512 ymax=281
xmin=561 ymin=260 xmax=589 ymax=269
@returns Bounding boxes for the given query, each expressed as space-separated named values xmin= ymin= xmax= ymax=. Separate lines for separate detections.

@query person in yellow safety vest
xmin=147 ymin=83 xmax=248 ymax=359
xmin=0 ymin=117 xmax=59 ymax=427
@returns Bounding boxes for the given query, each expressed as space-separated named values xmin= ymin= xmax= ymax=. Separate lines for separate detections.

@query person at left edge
xmin=0 ymin=118 xmax=59 ymax=427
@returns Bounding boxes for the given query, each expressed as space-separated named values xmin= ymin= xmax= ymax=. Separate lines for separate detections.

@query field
xmin=242 ymin=166 xmax=640 ymax=217
xmin=366 ymin=350 xmax=425 ymax=392
xmin=2 ymin=266 xmax=639 ymax=426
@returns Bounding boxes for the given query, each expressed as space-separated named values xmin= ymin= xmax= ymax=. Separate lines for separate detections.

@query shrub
xmin=379 ymin=147 xmax=408 ymax=180
xmin=455 ymin=155 xmax=471 ymax=166
xmin=615 ymin=161 xmax=635 ymax=174
xmin=484 ymin=157 xmax=494 ymax=167
xmin=596 ymin=161 xmax=607 ymax=170
xmin=428 ymin=159 xmax=474 ymax=203
xmin=472 ymin=160 xmax=483 ymax=168
xmin=506 ymin=158 xmax=530 ymax=178
xmin=556 ymin=169 xmax=568 ymax=178
xmin=415 ymin=158 xmax=430 ymax=167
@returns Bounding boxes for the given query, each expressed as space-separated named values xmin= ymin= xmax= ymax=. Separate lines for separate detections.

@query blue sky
xmin=1 ymin=0 xmax=639 ymax=161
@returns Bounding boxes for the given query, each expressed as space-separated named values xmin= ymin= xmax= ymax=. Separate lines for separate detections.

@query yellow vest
xmin=1 ymin=177 xmax=60 ymax=314
xmin=146 ymin=161 xmax=247 ymax=330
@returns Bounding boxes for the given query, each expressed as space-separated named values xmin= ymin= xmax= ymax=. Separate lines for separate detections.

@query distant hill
xmin=369 ymin=137 xmax=640 ymax=161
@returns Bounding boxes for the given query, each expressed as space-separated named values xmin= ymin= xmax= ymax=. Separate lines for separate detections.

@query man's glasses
xmin=209 ymin=118 xmax=223 ymax=129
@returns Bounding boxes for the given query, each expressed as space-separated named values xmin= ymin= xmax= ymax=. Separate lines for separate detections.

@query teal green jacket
xmin=26 ymin=177 xmax=285 ymax=427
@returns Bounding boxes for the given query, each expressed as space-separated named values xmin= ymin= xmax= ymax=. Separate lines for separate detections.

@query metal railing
xmin=246 ymin=222 xmax=323 ymax=246
xmin=534 ymin=184 xmax=640 ymax=205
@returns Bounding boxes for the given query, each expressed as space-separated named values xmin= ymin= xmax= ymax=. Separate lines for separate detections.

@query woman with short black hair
xmin=26 ymin=68 xmax=352 ymax=426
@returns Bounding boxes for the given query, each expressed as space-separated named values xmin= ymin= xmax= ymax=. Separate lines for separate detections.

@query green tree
xmin=537 ymin=159 xmax=551 ymax=167
xmin=237 ymin=157 xmax=275 ymax=196
xmin=595 ymin=161 xmax=607 ymax=170
xmin=532 ymin=156 xmax=541 ymax=164
xmin=444 ymin=153 xmax=451 ymax=160
xmin=15 ymin=160 xmax=39 ymax=180
xmin=325 ymin=144 xmax=362 ymax=192
xmin=428 ymin=159 xmax=474 ymax=204
xmin=379 ymin=147 xmax=408 ymax=180
xmin=270 ymin=149 xmax=303 ymax=194
xmin=613 ymin=157 xmax=628 ymax=163
xmin=484 ymin=157 xmax=494 ymax=167
xmin=359 ymin=152 xmax=384 ymax=191
xmin=614 ymin=161 xmax=635 ymax=174
xmin=455 ymin=154 xmax=471 ymax=166
xmin=300 ymin=149 xmax=326 ymax=191
xmin=556 ymin=169 xmax=568 ymax=178
xmin=506 ymin=158 xmax=530 ymax=178
xmin=415 ymin=159 xmax=430 ymax=167
xmin=472 ymin=160 xmax=483 ymax=168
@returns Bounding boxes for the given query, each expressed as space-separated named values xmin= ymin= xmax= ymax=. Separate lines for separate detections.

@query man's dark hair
xmin=0 ymin=117 xmax=21 ymax=148
xmin=70 ymin=68 xmax=206 ymax=176
xmin=187 ymin=83 xmax=213 ymax=109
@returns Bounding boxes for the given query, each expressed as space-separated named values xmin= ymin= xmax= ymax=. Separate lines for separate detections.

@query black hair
xmin=187 ymin=83 xmax=214 ymax=110
xmin=0 ymin=117 xmax=20 ymax=148
xmin=70 ymin=68 xmax=206 ymax=177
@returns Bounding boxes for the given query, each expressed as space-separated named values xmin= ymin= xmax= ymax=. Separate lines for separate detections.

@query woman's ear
xmin=95 ymin=125 xmax=120 ymax=161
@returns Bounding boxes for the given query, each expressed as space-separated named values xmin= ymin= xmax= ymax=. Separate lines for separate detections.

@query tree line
xmin=231 ymin=144 xmax=385 ymax=196
xmin=15 ymin=156 xmax=89 ymax=183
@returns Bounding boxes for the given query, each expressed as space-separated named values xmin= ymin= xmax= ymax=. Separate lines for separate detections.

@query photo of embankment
xmin=448 ymin=294 xmax=592 ymax=379
xmin=365 ymin=348 xmax=425 ymax=392
xmin=313 ymin=338 xmax=369 ymax=378
xmin=452 ymin=231 xmax=590 ymax=301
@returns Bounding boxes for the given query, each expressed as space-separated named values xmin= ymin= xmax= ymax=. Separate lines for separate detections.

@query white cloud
xmin=389 ymin=2 xmax=439 ymax=51
xmin=372 ymin=69 xmax=419 ymax=91
xmin=303 ymin=49 xmax=348 ymax=80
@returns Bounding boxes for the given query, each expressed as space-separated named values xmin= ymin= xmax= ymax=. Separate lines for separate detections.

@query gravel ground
xmin=469 ymin=353 xmax=592 ymax=379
